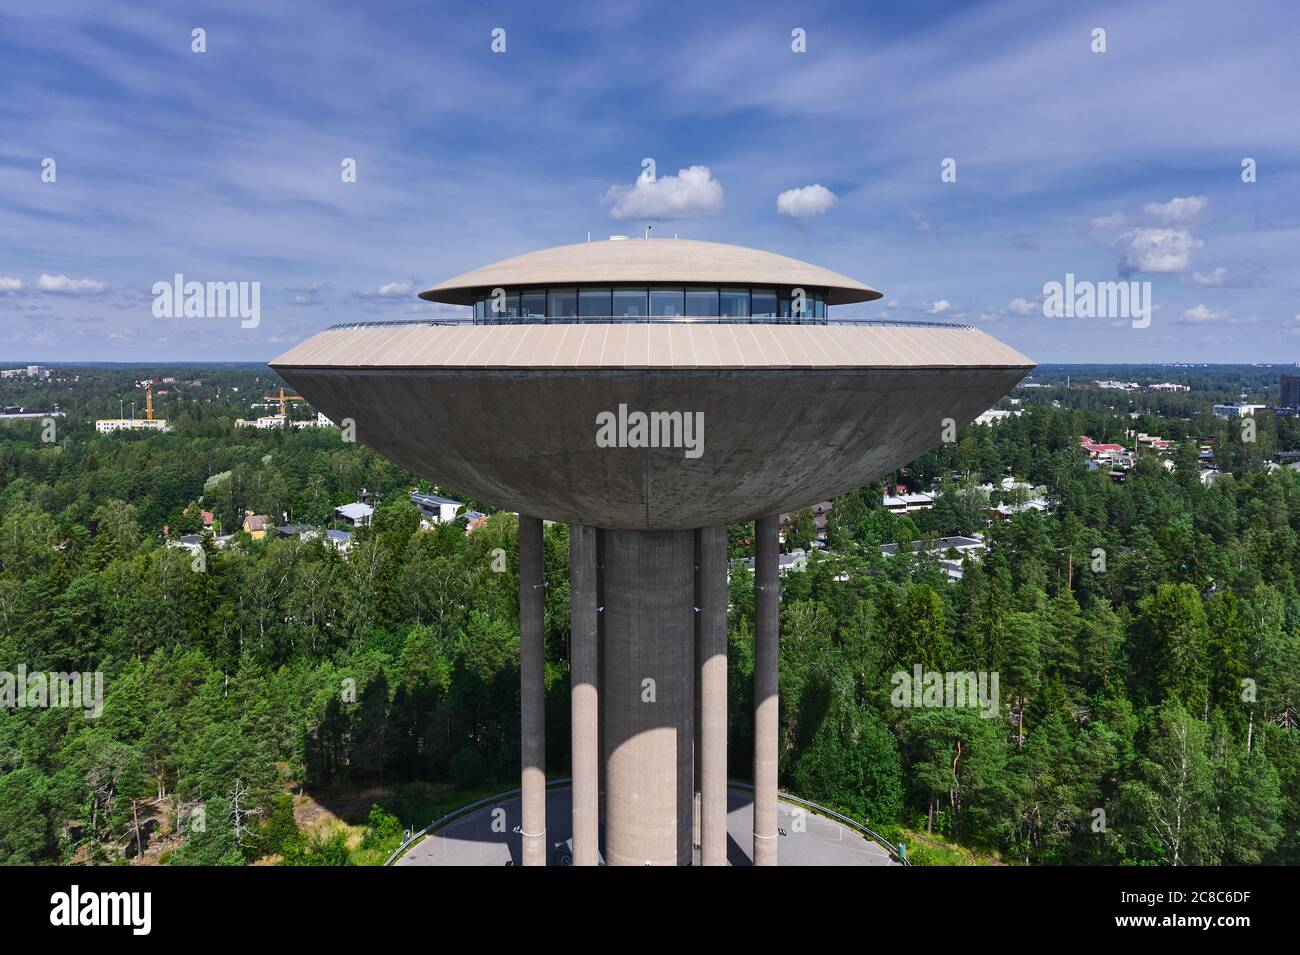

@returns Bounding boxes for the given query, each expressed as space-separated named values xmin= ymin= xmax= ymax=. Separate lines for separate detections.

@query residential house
xmin=335 ymin=502 xmax=374 ymax=527
xmin=242 ymin=512 xmax=269 ymax=539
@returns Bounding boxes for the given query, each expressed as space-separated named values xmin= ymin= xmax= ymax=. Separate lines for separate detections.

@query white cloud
xmin=603 ymin=165 xmax=723 ymax=220
xmin=37 ymin=273 xmax=105 ymax=294
xmin=375 ymin=282 xmax=413 ymax=297
xmin=924 ymin=299 xmax=952 ymax=315
xmin=1089 ymin=212 xmax=1126 ymax=230
xmin=1191 ymin=267 xmax=1227 ymax=287
xmin=908 ymin=211 xmax=931 ymax=233
xmin=289 ymin=281 xmax=329 ymax=305
xmin=1008 ymin=296 xmax=1040 ymax=315
xmin=775 ymin=184 xmax=837 ymax=219
xmin=1177 ymin=304 xmax=1226 ymax=325
xmin=0 ymin=277 xmax=22 ymax=293
xmin=1143 ymin=195 xmax=1208 ymax=225
xmin=1116 ymin=228 xmax=1201 ymax=274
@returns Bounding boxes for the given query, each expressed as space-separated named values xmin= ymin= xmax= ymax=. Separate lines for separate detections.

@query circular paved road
xmin=396 ymin=786 xmax=896 ymax=866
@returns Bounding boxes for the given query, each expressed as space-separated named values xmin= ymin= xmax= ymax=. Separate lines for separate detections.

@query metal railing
xmin=383 ymin=777 xmax=571 ymax=866
xmin=728 ymin=781 xmax=911 ymax=865
xmin=329 ymin=316 xmax=974 ymax=332
xmin=383 ymin=777 xmax=909 ymax=866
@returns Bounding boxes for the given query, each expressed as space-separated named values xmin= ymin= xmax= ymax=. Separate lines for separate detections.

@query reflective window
xmin=465 ymin=284 xmax=838 ymax=321
xmin=784 ymin=288 xmax=813 ymax=318
xmin=489 ymin=291 xmax=520 ymax=318
xmin=521 ymin=289 xmax=547 ymax=320
xmin=612 ymin=287 xmax=648 ymax=317
xmin=751 ymin=288 xmax=777 ymax=318
xmin=685 ymin=287 xmax=719 ymax=317
xmin=649 ymin=287 xmax=684 ymax=316
xmin=579 ymin=287 xmax=611 ymax=317
xmin=548 ymin=288 xmax=578 ymax=318
xmin=719 ymin=287 xmax=749 ymax=317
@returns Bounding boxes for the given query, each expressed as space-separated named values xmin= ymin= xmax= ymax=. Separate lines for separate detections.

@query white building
xmin=335 ymin=502 xmax=374 ymax=527
xmin=883 ymin=492 xmax=934 ymax=513
xmin=881 ymin=535 xmax=986 ymax=582
xmin=0 ymin=365 xmax=49 ymax=379
xmin=1213 ymin=403 xmax=1266 ymax=419
xmin=95 ymin=418 xmax=169 ymax=434
xmin=881 ymin=534 xmax=985 ymax=559
xmin=325 ymin=529 xmax=354 ymax=554
xmin=166 ymin=534 xmax=206 ymax=556
xmin=974 ymin=408 xmax=1022 ymax=426
xmin=411 ymin=492 xmax=465 ymax=524
xmin=235 ymin=414 xmax=289 ymax=429
xmin=735 ymin=548 xmax=810 ymax=577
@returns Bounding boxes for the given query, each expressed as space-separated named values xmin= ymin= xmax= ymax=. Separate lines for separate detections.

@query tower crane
xmin=264 ymin=386 xmax=306 ymax=418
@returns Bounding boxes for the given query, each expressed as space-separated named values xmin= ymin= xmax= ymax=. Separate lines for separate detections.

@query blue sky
xmin=1 ymin=0 xmax=1298 ymax=363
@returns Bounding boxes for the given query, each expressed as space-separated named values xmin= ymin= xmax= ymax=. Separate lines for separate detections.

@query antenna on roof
xmin=645 ymin=225 xmax=652 ymax=239
xmin=587 ymin=232 xmax=590 ymax=243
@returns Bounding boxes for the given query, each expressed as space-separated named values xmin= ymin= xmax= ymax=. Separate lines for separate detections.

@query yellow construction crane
xmin=264 ymin=386 xmax=306 ymax=418
xmin=145 ymin=381 xmax=154 ymax=421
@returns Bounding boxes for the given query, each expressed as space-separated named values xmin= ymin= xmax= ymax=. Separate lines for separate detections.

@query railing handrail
xmin=383 ymin=777 xmax=572 ymax=866
xmin=328 ymin=317 xmax=974 ymax=332
xmin=727 ymin=780 xmax=911 ymax=865
xmin=384 ymin=777 xmax=909 ymax=866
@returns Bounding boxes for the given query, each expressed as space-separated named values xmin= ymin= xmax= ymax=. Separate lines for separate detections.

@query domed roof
xmin=419 ymin=238 xmax=883 ymax=306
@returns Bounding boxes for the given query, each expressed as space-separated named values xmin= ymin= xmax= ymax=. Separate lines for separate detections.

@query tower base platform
xmin=393 ymin=786 xmax=899 ymax=867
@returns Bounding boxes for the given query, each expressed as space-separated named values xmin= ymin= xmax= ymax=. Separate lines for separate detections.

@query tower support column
xmin=519 ymin=515 xmax=546 ymax=866
xmin=697 ymin=525 xmax=728 ymax=865
xmin=569 ymin=524 xmax=599 ymax=865
xmin=753 ymin=515 xmax=779 ymax=866
xmin=603 ymin=529 xmax=695 ymax=865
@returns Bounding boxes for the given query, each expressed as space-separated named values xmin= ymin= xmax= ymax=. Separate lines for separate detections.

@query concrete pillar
xmin=569 ymin=524 xmax=599 ymax=865
xmin=519 ymin=515 xmax=546 ymax=866
xmin=753 ymin=515 xmax=779 ymax=866
xmin=603 ymin=529 xmax=694 ymax=866
xmin=692 ymin=531 xmax=703 ymax=853
xmin=697 ymin=525 xmax=728 ymax=866
xmin=597 ymin=529 xmax=606 ymax=831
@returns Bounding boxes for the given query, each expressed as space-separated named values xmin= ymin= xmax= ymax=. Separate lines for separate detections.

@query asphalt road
xmin=396 ymin=786 xmax=897 ymax=866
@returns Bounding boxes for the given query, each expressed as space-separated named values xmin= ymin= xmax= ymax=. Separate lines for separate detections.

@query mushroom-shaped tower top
xmin=419 ymin=238 xmax=883 ymax=306
xmin=271 ymin=238 xmax=1033 ymax=529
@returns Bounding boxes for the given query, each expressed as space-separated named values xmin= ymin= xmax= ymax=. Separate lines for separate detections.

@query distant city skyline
xmin=2 ymin=0 xmax=1298 ymax=363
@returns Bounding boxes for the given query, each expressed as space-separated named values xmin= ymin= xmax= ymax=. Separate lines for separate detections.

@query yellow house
xmin=242 ymin=512 xmax=269 ymax=540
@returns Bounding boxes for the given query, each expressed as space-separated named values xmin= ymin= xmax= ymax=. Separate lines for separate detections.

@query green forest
xmin=1 ymin=363 xmax=1298 ymax=865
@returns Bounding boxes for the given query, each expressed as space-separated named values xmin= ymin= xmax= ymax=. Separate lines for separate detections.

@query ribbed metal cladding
xmin=518 ymin=515 xmax=547 ymax=866
xmin=602 ymin=529 xmax=695 ymax=865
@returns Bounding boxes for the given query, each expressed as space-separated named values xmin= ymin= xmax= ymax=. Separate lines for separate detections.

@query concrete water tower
xmin=271 ymin=238 xmax=1034 ymax=866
